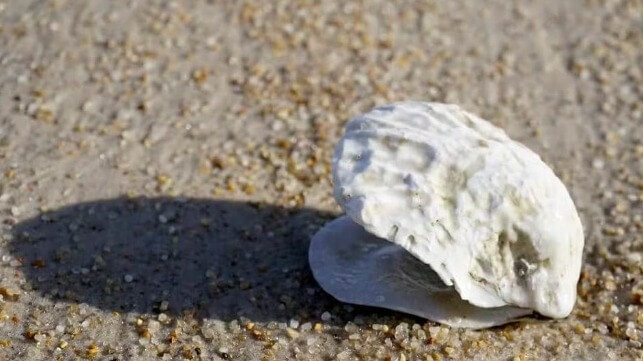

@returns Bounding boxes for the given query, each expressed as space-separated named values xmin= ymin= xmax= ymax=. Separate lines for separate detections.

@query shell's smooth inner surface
xmin=309 ymin=216 xmax=532 ymax=329
xmin=332 ymin=102 xmax=584 ymax=318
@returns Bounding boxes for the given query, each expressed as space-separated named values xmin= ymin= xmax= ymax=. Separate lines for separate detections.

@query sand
xmin=0 ymin=0 xmax=640 ymax=360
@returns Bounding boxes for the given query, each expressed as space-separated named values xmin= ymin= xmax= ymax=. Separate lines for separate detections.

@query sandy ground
xmin=0 ymin=0 xmax=641 ymax=360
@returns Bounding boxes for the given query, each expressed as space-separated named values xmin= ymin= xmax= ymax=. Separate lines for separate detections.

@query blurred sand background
xmin=0 ymin=0 xmax=641 ymax=360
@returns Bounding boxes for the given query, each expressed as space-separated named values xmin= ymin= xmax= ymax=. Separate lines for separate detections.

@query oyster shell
xmin=309 ymin=216 xmax=531 ymax=328
xmin=310 ymin=102 xmax=584 ymax=326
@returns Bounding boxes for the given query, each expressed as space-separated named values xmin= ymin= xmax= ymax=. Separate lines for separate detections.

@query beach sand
xmin=0 ymin=1 xmax=640 ymax=360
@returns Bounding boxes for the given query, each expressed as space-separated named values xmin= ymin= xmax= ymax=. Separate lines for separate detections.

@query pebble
xmin=286 ymin=328 xmax=300 ymax=339
xmin=592 ymin=159 xmax=605 ymax=169
xmin=344 ymin=322 xmax=358 ymax=333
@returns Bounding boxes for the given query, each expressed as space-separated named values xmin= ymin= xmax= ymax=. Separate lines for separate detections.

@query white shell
xmin=313 ymin=101 xmax=584 ymax=324
xmin=309 ymin=216 xmax=531 ymax=328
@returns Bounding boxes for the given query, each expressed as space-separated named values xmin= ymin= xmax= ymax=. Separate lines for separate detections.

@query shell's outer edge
xmin=332 ymin=101 xmax=584 ymax=318
xmin=309 ymin=216 xmax=532 ymax=329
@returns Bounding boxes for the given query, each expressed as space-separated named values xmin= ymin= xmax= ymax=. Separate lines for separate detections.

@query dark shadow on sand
xmin=8 ymin=197 xmax=350 ymax=322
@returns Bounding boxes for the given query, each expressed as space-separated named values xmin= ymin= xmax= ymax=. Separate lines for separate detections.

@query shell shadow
xmin=7 ymin=197 xmax=342 ymax=322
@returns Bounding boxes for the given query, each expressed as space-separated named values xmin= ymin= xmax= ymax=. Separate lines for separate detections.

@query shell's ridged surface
xmin=309 ymin=217 xmax=531 ymax=329
xmin=332 ymin=102 xmax=584 ymax=318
